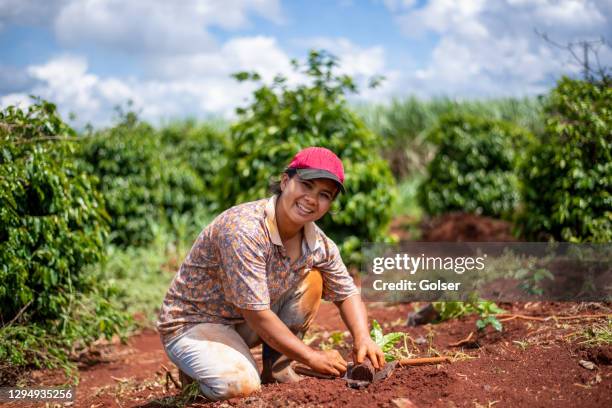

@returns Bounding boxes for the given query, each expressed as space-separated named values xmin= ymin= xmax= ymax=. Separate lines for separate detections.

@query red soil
xmin=12 ymin=301 xmax=612 ymax=408
xmin=421 ymin=212 xmax=517 ymax=242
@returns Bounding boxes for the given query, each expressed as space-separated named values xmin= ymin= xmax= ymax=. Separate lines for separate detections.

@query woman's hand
xmin=306 ymin=349 xmax=348 ymax=377
xmin=334 ymin=295 xmax=386 ymax=369
xmin=353 ymin=334 xmax=386 ymax=369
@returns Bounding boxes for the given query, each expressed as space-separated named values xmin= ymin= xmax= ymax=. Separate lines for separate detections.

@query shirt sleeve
xmin=216 ymin=222 xmax=271 ymax=310
xmin=314 ymin=234 xmax=359 ymax=302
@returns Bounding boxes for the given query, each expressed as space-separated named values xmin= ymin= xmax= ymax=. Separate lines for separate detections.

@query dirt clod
xmin=421 ymin=212 xmax=517 ymax=242
xmin=586 ymin=346 xmax=612 ymax=365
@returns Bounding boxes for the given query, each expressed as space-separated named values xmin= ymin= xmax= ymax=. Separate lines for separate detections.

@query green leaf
xmin=370 ymin=319 xmax=384 ymax=346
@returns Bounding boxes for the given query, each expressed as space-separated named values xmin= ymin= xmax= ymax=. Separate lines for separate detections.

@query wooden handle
xmin=398 ymin=356 xmax=450 ymax=366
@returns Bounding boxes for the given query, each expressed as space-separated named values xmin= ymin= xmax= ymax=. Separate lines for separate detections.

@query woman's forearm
xmin=335 ymin=294 xmax=370 ymax=341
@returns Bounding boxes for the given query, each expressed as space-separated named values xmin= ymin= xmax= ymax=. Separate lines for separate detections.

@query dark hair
xmin=268 ymin=168 xmax=297 ymax=195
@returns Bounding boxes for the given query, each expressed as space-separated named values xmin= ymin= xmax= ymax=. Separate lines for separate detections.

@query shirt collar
xmin=264 ymin=195 xmax=319 ymax=251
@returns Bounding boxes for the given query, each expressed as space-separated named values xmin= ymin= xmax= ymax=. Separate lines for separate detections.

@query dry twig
xmin=449 ymin=331 xmax=474 ymax=347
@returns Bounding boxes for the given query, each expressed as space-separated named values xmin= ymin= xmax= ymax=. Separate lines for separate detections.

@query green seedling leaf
xmin=476 ymin=316 xmax=503 ymax=332
xmin=370 ymin=319 xmax=406 ymax=362
xmin=381 ymin=332 xmax=404 ymax=353
xmin=370 ymin=319 xmax=384 ymax=347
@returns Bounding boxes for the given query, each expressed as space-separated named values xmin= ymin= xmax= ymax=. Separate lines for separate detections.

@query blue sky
xmin=1 ymin=0 xmax=610 ymax=126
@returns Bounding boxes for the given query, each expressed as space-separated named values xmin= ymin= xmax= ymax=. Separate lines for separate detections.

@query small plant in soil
xmin=370 ymin=320 xmax=408 ymax=361
xmin=433 ymin=299 xmax=505 ymax=332
xmin=517 ymin=267 xmax=555 ymax=296
xmin=319 ymin=331 xmax=348 ymax=351
xmin=575 ymin=319 xmax=612 ymax=346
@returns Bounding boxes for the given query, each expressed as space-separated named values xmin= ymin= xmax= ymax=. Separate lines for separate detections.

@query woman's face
xmin=278 ymin=173 xmax=338 ymax=226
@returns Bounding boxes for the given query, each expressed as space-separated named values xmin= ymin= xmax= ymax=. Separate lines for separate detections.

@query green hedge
xmin=78 ymin=116 xmax=224 ymax=246
xmin=0 ymin=101 xmax=110 ymax=323
xmin=418 ymin=114 xmax=533 ymax=219
xmin=517 ymin=77 xmax=611 ymax=242
xmin=158 ymin=119 xmax=228 ymax=213
xmin=216 ymin=51 xmax=397 ymax=265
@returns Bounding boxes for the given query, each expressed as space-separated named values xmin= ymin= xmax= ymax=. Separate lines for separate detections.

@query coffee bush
xmin=0 ymin=100 xmax=108 ymax=323
xmin=78 ymin=116 xmax=223 ymax=246
xmin=517 ymin=77 xmax=611 ymax=242
xmin=418 ymin=114 xmax=533 ymax=219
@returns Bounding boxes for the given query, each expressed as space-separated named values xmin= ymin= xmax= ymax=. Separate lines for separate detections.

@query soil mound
xmin=421 ymin=212 xmax=517 ymax=242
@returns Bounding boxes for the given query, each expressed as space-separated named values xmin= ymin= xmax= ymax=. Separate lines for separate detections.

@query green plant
xmin=319 ymin=331 xmax=348 ymax=351
xmin=433 ymin=299 xmax=505 ymax=331
xmin=0 ymin=99 xmax=108 ymax=323
xmin=574 ymin=319 xmax=612 ymax=346
xmin=518 ymin=268 xmax=555 ymax=296
xmin=0 ymin=99 xmax=131 ymax=376
xmin=370 ymin=319 xmax=405 ymax=361
xmin=418 ymin=113 xmax=534 ymax=219
xmin=215 ymin=50 xmax=397 ymax=265
xmin=517 ymin=77 xmax=611 ymax=242
xmin=158 ymin=119 xmax=229 ymax=213
xmin=77 ymin=113 xmax=221 ymax=246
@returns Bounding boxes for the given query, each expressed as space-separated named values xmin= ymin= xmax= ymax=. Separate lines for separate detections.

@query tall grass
xmin=356 ymin=96 xmax=545 ymax=180
xmin=391 ymin=176 xmax=424 ymax=218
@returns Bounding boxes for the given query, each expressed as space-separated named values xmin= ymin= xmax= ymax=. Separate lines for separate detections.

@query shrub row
xmin=77 ymin=115 xmax=225 ymax=246
xmin=417 ymin=77 xmax=610 ymax=243
xmin=0 ymin=101 xmax=130 ymax=373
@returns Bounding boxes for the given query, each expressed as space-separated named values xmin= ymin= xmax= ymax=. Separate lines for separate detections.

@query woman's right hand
xmin=306 ymin=349 xmax=348 ymax=377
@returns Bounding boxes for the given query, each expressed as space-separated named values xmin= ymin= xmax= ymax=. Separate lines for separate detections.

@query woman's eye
xmin=321 ymin=193 xmax=331 ymax=200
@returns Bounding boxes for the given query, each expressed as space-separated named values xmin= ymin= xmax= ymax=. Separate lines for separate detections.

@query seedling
xmin=370 ymin=320 xmax=407 ymax=361
xmin=574 ymin=319 xmax=612 ymax=346
xmin=518 ymin=268 xmax=554 ymax=295
xmin=433 ymin=298 xmax=505 ymax=332
xmin=320 ymin=331 xmax=348 ymax=351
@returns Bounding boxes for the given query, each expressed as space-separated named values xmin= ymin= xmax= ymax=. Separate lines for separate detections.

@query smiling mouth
xmin=296 ymin=202 xmax=314 ymax=215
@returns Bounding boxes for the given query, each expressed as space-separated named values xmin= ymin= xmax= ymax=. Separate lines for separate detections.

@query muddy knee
xmin=200 ymin=370 xmax=261 ymax=401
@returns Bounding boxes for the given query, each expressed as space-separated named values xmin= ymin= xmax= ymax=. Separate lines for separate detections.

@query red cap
xmin=287 ymin=147 xmax=345 ymax=193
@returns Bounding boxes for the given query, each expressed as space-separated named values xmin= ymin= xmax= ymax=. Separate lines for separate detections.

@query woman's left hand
xmin=352 ymin=335 xmax=386 ymax=369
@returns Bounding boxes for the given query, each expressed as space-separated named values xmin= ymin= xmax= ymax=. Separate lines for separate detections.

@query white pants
xmin=163 ymin=269 xmax=322 ymax=400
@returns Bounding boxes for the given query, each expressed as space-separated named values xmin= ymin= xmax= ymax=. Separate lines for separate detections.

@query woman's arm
xmin=240 ymin=308 xmax=347 ymax=376
xmin=334 ymin=294 xmax=386 ymax=369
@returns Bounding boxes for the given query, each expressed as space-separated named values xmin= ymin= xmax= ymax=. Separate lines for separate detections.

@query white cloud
xmin=390 ymin=0 xmax=611 ymax=97
xmin=27 ymin=55 xmax=101 ymax=114
xmin=303 ymin=37 xmax=387 ymax=77
xmin=398 ymin=0 xmax=488 ymax=40
xmin=0 ymin=34 xmax=297 ymax=127
xmin=1 ymin=33 xmax=403 ymax=126
xmin=53 ymin=0 xmax=284 ymax=55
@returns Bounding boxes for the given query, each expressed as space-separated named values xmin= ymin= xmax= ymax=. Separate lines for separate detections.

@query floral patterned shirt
xmin=156 ymin=196 xmax=358 ymax=344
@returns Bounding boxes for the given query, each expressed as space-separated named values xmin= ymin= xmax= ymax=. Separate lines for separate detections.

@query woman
xmin=157 ymin=147 xmax=385 ymax=401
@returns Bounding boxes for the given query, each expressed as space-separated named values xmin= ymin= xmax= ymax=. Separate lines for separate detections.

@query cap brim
xmin=294 ymin=168 xmax=345 ymax=193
